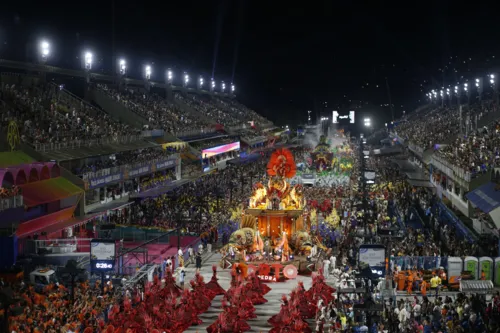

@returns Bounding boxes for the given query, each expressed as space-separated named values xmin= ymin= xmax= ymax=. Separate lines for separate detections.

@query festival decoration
xmin=267 ymin=148 xmax=296 ymax=178
xmin=7 ymin=120 xmax=20 ymax=152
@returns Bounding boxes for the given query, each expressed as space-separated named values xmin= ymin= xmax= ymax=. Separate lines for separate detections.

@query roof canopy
xmin=20 ymin=177 xmax=83 ymax=207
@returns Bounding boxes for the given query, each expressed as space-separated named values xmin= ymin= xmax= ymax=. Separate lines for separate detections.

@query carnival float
xmin=220 ymin=148 xmax=330 ymax=279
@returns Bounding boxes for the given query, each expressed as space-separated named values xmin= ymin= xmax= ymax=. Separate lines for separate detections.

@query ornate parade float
xmin=220 ymin=148 xmax=329 ymax=281
xmin=311 ymin=135 xmax=333 ymax=171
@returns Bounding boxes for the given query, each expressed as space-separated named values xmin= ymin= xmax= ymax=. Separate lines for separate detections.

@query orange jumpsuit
xmin=420 ymin=280 xmax=427 ymax=296
xmin=407 ymin=274 xmax=414 ymax=295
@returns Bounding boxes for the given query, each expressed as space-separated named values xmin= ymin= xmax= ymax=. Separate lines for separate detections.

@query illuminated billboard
xmin=349 ymin=111 xmax=355 ymax=123
xmin=202 ymin=141 xmax=240 ymax=158
xmin=332 ymin=111 xmax=339 ymax=123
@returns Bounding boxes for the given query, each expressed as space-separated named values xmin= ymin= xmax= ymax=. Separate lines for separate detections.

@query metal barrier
xmin=34 ymin=135 xmax=144 ymax=152
xmin=393 ymin=256 xmax=448 ymax=270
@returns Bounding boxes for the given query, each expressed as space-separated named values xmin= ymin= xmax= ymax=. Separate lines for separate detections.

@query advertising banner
xmin=155 ymin=159 xmax=176 ymax=170
xmin=202 ymin=141 xmax=240 ymax=158
xmin=128 ymin=165 xmax=151 ymax=178
xmin=89 ymin=173 xmax=123 ymax=189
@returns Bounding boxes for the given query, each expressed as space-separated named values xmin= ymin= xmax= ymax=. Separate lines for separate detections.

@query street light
xmin=119 ymin=59 xmax=126 ymax=75
xmin=144 ymin=65 xmax=152 ymax=80
xmin=84 ymin=52 xmax=93 ymax=70
xmin=39 ymin=40 xmax=50 ymax=61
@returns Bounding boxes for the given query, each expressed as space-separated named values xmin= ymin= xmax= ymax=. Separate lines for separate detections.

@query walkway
xmin=179 ymin=253 xmax=313 ymax=332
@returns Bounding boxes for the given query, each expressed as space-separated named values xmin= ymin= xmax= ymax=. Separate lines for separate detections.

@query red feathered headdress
xmin=267 ymin=148 xmax=296 ymax=178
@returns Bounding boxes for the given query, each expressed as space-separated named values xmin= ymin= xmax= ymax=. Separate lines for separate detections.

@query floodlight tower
xmin=231 ymin=83 xmax=235 ymax=96
xmin=183 ymin=72 xmax=189 ymax=88
xmin=440 ymin=89 xmax=444 ymax=107
xmin=38 ymin=40 xmax=50 ymax=81
xmin=464 ymin=83 xmax=470 ymax=105
xmin=117 ymin=59 xmax=127 ymax=90
xmin=210 ymin=78 xmax=215 ymax=92
xmin=446 ymin=88 xmax=451 ymax=106
xmin=198 ymin=75 xmax=203 ymax=90
xmin=221 ymin=81 xmax=226 ymax=93
xmin=475 ymin=78 xmax=483 ymax=103
xmin=39 ymin=40 xmax=50 ymax=64
xmin=165 ymin=68 xmax=174 ymax=101
xmin=166 ymin=69 xmax=173 ymax=85
xmin=83 ymin=51 xmax=93 ymax=83
xmin=144 ymin=65 xmax=152 ymax=91
xmin=454 ymin=85 xmax=460 ymax=105
xmin=489 ymin=74 xmax=498 ymax=105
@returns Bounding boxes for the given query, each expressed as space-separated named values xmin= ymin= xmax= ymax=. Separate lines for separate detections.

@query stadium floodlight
xmin=198 ymin=75 xmax=204 ymax=90
xmin=385 ymin=123 xmax=387 ymax=127
xmin=221 ymin=81 xmax=226 ymax=92
xmin=119 ymin=59 xmax=126 ymax=75
xmin=440 ymin=89 xmax=443 ymax=97
xmin=84 ymin=51 xmax=93 ymax=70
xmin=231 ymin=83 xmax=235 ymax=93
xmin=364 ymin=117 xmax=371 ymax=127
xmin=144 ymin=65 xmax=152 ymax=80
xmin=476 ymin=78 xmax=480 ymax=87
xmin=167 ymin=69 xmax=173 ymax=84
xmin=210 ymin=78 xmax=215 ymax=92
xmin=183 ymin=72 xmax=189 ymax=87
xmin=39 ymin=40 xmax=50 ymax=60
xmin=490 ymin=74 xmax=495 ymax=85
xmin=446 ymin=88 xmax=450 ymax=96
xmin=454 ymin=85 xmax=458 ymax=93
xmin=464 ymin=83 xmax=468 ymax=92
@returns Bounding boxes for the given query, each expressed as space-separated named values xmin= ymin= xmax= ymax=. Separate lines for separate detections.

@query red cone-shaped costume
xmin=205 ymin=265 xmax=227 ymax=296
xmin=207 ymin=289 xmax=251 ymax=333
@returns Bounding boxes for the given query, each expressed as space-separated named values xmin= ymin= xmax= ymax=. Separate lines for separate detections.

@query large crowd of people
xmin=392 ymin=102 xmax=495 ymax=150
xmin=174 ymin=93 xmax=242 ymax=126
xmin=1 ymin=80 xmax=138 ymax=147
xmin=97 ymin=84 xmax=212 ymax=134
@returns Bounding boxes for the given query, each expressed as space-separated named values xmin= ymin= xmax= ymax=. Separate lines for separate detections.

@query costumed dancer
xmin=205 ymin=265 xmax=227 ymax=296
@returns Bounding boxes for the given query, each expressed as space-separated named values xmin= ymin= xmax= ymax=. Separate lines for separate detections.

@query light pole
xmin=144 ymin=65 xmax=152 ymax=91
xmin=308 ymin=110 xmax=312 ymax=124
xmin=183 ymin=72 xmax=189 ymax=88
xmin=210 ymin=78 xmax=215 ymax=92
xmin=489 ymin=74 xmax=498 ymax=105
xmin=440 ymin=89 xmax=444 ymax=107
xmin=166 ymin=69 xmax=173 ymax=85
xmin=83 ymin=51 xmax=92 ymax=83
xmin=118 ymin=59 xmax=126 ymax=75
xmin=231 ymin=83 xmax=235 ymax=95
xmin=39 ymin=40 xmax=50 ymax=64
xmin=475 ymin=78 xmax=483 ymax=103
xmin=446 ymin=88 xmax=451 ymax=106
xmin=221 ymin=81 xmax=226 ymax=93
xmin=464 ymin=83 xmax=470 ymax=105
xmin=198 ymin=76 xmax=204 ymax=90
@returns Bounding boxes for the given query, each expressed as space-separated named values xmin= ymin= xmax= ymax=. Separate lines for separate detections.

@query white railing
xmin=431 ymin=154 xmax=472 ymax=182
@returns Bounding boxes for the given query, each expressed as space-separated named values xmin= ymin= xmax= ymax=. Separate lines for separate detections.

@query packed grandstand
xmin=1 ymin=57 xmax=500 ymax=333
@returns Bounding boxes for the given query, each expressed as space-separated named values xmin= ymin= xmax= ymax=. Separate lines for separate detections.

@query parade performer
xmin=205 ymin=265 xmax=226 ymax=296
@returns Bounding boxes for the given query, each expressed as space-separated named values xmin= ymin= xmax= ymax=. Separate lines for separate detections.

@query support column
xmin=267 ymin=215 xmax=270 ymax=237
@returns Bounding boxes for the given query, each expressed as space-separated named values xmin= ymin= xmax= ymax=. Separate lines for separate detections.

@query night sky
xmin=1 ymin=1 xmax=500 ymax=129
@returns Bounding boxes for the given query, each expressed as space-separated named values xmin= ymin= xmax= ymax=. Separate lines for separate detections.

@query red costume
xmin=205 ymin=265 xmax=227 ymax=296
